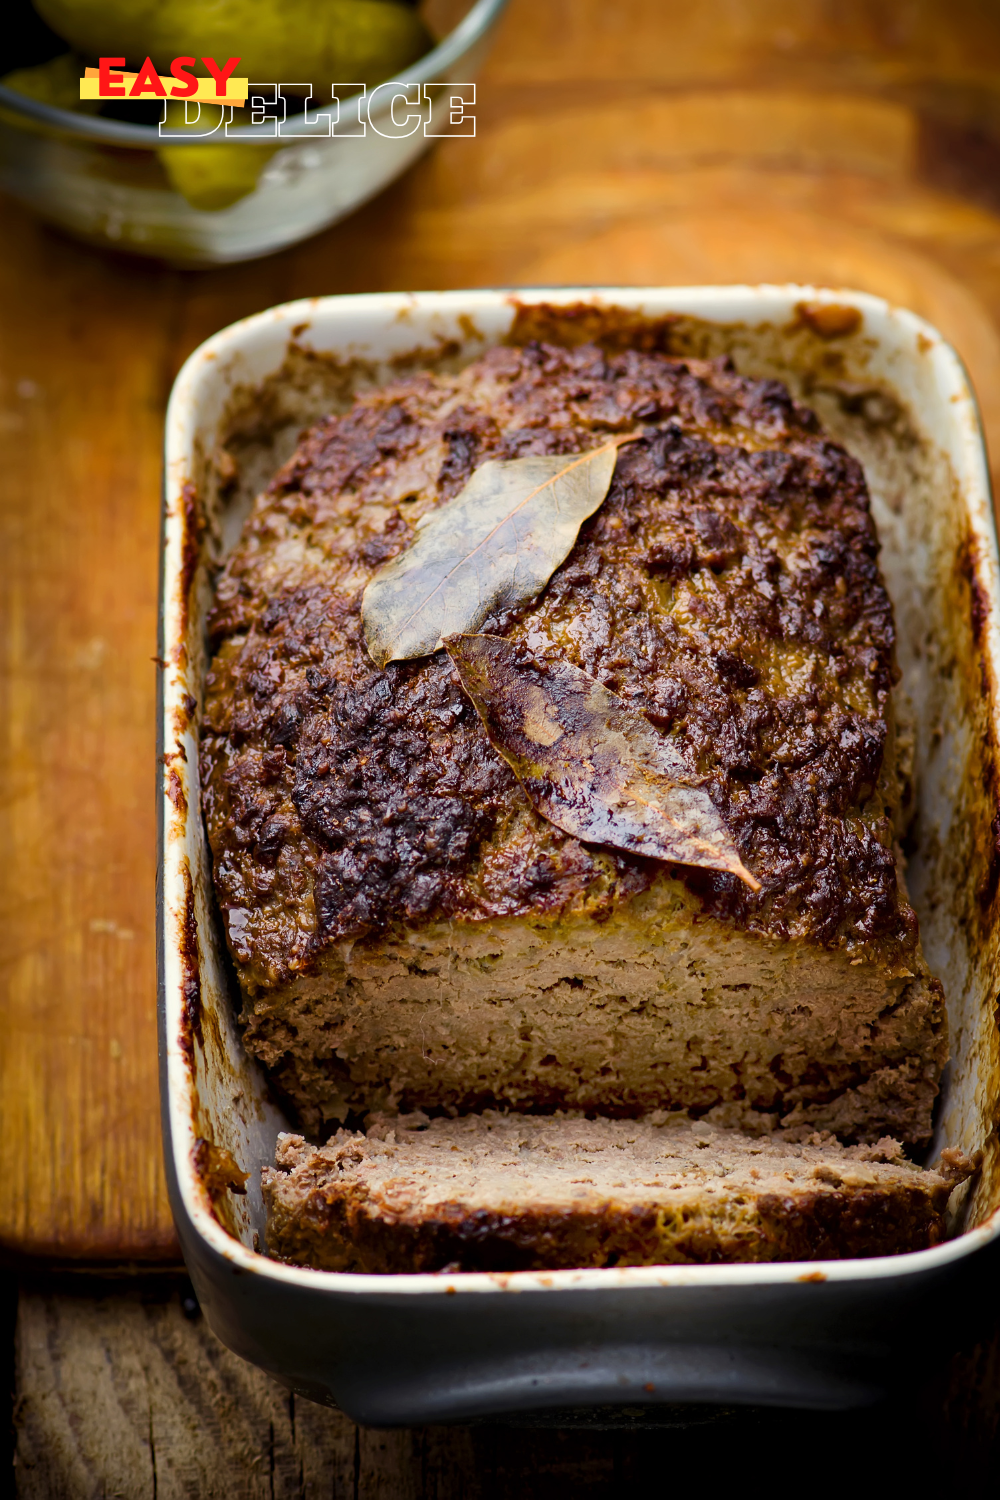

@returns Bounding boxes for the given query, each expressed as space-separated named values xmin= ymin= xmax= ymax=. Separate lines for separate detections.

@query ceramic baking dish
xmin=159 ymin=286 xmax=1000 ymax=1424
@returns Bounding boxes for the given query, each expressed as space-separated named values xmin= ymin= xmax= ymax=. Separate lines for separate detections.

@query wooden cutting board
xmin=3 ymin=0 xmax=1000 ymax=1261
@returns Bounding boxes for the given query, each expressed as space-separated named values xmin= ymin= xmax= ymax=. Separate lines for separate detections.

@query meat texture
xmin=263 ymin=1113 xmax=973 ymax=1272
xmin=201 ymin=339 xmax=946 ymax=1142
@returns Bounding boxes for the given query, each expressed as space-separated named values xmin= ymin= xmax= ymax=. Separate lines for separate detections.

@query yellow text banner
xmin=81 ymin=67 xmax=249 ymax=106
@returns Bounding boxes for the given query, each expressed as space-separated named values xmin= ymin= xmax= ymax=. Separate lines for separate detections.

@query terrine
xmin=201 ymin=338 xmax=946 ymax=1146
xmin=263 ymin=1112 xmax=972 ymax=1273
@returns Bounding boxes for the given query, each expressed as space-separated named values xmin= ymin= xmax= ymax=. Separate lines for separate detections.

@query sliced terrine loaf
xmin=202 ymin=334 xmax=945 ymax=1145
xmin=263 ymin=1113 xmax=973 ymax=1272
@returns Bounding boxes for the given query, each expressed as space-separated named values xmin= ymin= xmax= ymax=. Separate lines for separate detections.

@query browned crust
xmin=261 ymin=1117 xmax=975 ymax=1273
xmin=177 ymin=861 xmax=202 ymax=1064
xmin=193 ymin=1138 xmax=249 ymax=1198
xmin=262 ymin=1178 xmax=953 ymax=1273
xmin=201 ymin=339 xmax=913 ymax=992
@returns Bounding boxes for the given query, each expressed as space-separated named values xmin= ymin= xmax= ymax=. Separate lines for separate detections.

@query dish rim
xmin=160 ymin=282 xmax=1000 ymax=1299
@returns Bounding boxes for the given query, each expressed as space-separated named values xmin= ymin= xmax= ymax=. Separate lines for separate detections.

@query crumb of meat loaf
xmin=201 ymin=339 xmax=947 ymax=1141
xmin=262 ymin=1113 xmax=975 ymax=1272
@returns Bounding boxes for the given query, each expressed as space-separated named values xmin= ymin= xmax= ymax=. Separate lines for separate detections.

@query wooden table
xmin=4 ymin=0 xmax=1000 ymax=1268
xmin=5 ymin=0 xmax=1000 ymax=1490
xmin=9 ymin=1276 xmax=1000 ymax=1493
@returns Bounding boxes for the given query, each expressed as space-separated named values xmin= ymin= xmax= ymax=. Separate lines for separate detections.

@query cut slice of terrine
xmin=263 ymin=1113 xmax=973 ymax=1272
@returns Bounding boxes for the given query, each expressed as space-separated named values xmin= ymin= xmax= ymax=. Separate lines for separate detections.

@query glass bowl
xmin=0 ymin=0 xmax=507 ymax=265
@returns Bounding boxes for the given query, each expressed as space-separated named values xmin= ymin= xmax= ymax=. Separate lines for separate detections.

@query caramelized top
xmin=201 ymin=341 xmax=913 ymax=990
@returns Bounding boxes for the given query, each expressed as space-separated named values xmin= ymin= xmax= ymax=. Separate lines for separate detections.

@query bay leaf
xmin=444 ymin=633 xmax=760 ymax=891
xmin=362 ymin=437 xmax=636 ymax=668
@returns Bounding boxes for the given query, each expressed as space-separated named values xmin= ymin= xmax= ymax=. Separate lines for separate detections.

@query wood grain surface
xmin=12 ymin=1281 xmax=1000 ymax=1495
xmin=3 ymin=0 xmax=1000 ymax=1261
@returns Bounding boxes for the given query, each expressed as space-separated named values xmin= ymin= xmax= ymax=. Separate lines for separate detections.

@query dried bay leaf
xmin=362 ymin=437 xmax=636 ymax=668
xmin=444 ymin=634 xmax=760 ymax=890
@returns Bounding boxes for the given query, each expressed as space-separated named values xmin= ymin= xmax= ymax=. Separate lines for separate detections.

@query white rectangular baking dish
xmin=159 ymin=286 xmax=1000 ymax=1423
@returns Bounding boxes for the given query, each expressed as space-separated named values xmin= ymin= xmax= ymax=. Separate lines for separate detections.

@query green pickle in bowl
xmin=1 ymin=53 xmax=98 ymax=114
xmin=16 ymin=0 xmax=431 ymax=210
xmin=0 ymin=0 xmax=506 ymax=261
xmin=32 ymin=0 xmax=431 ymax=89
